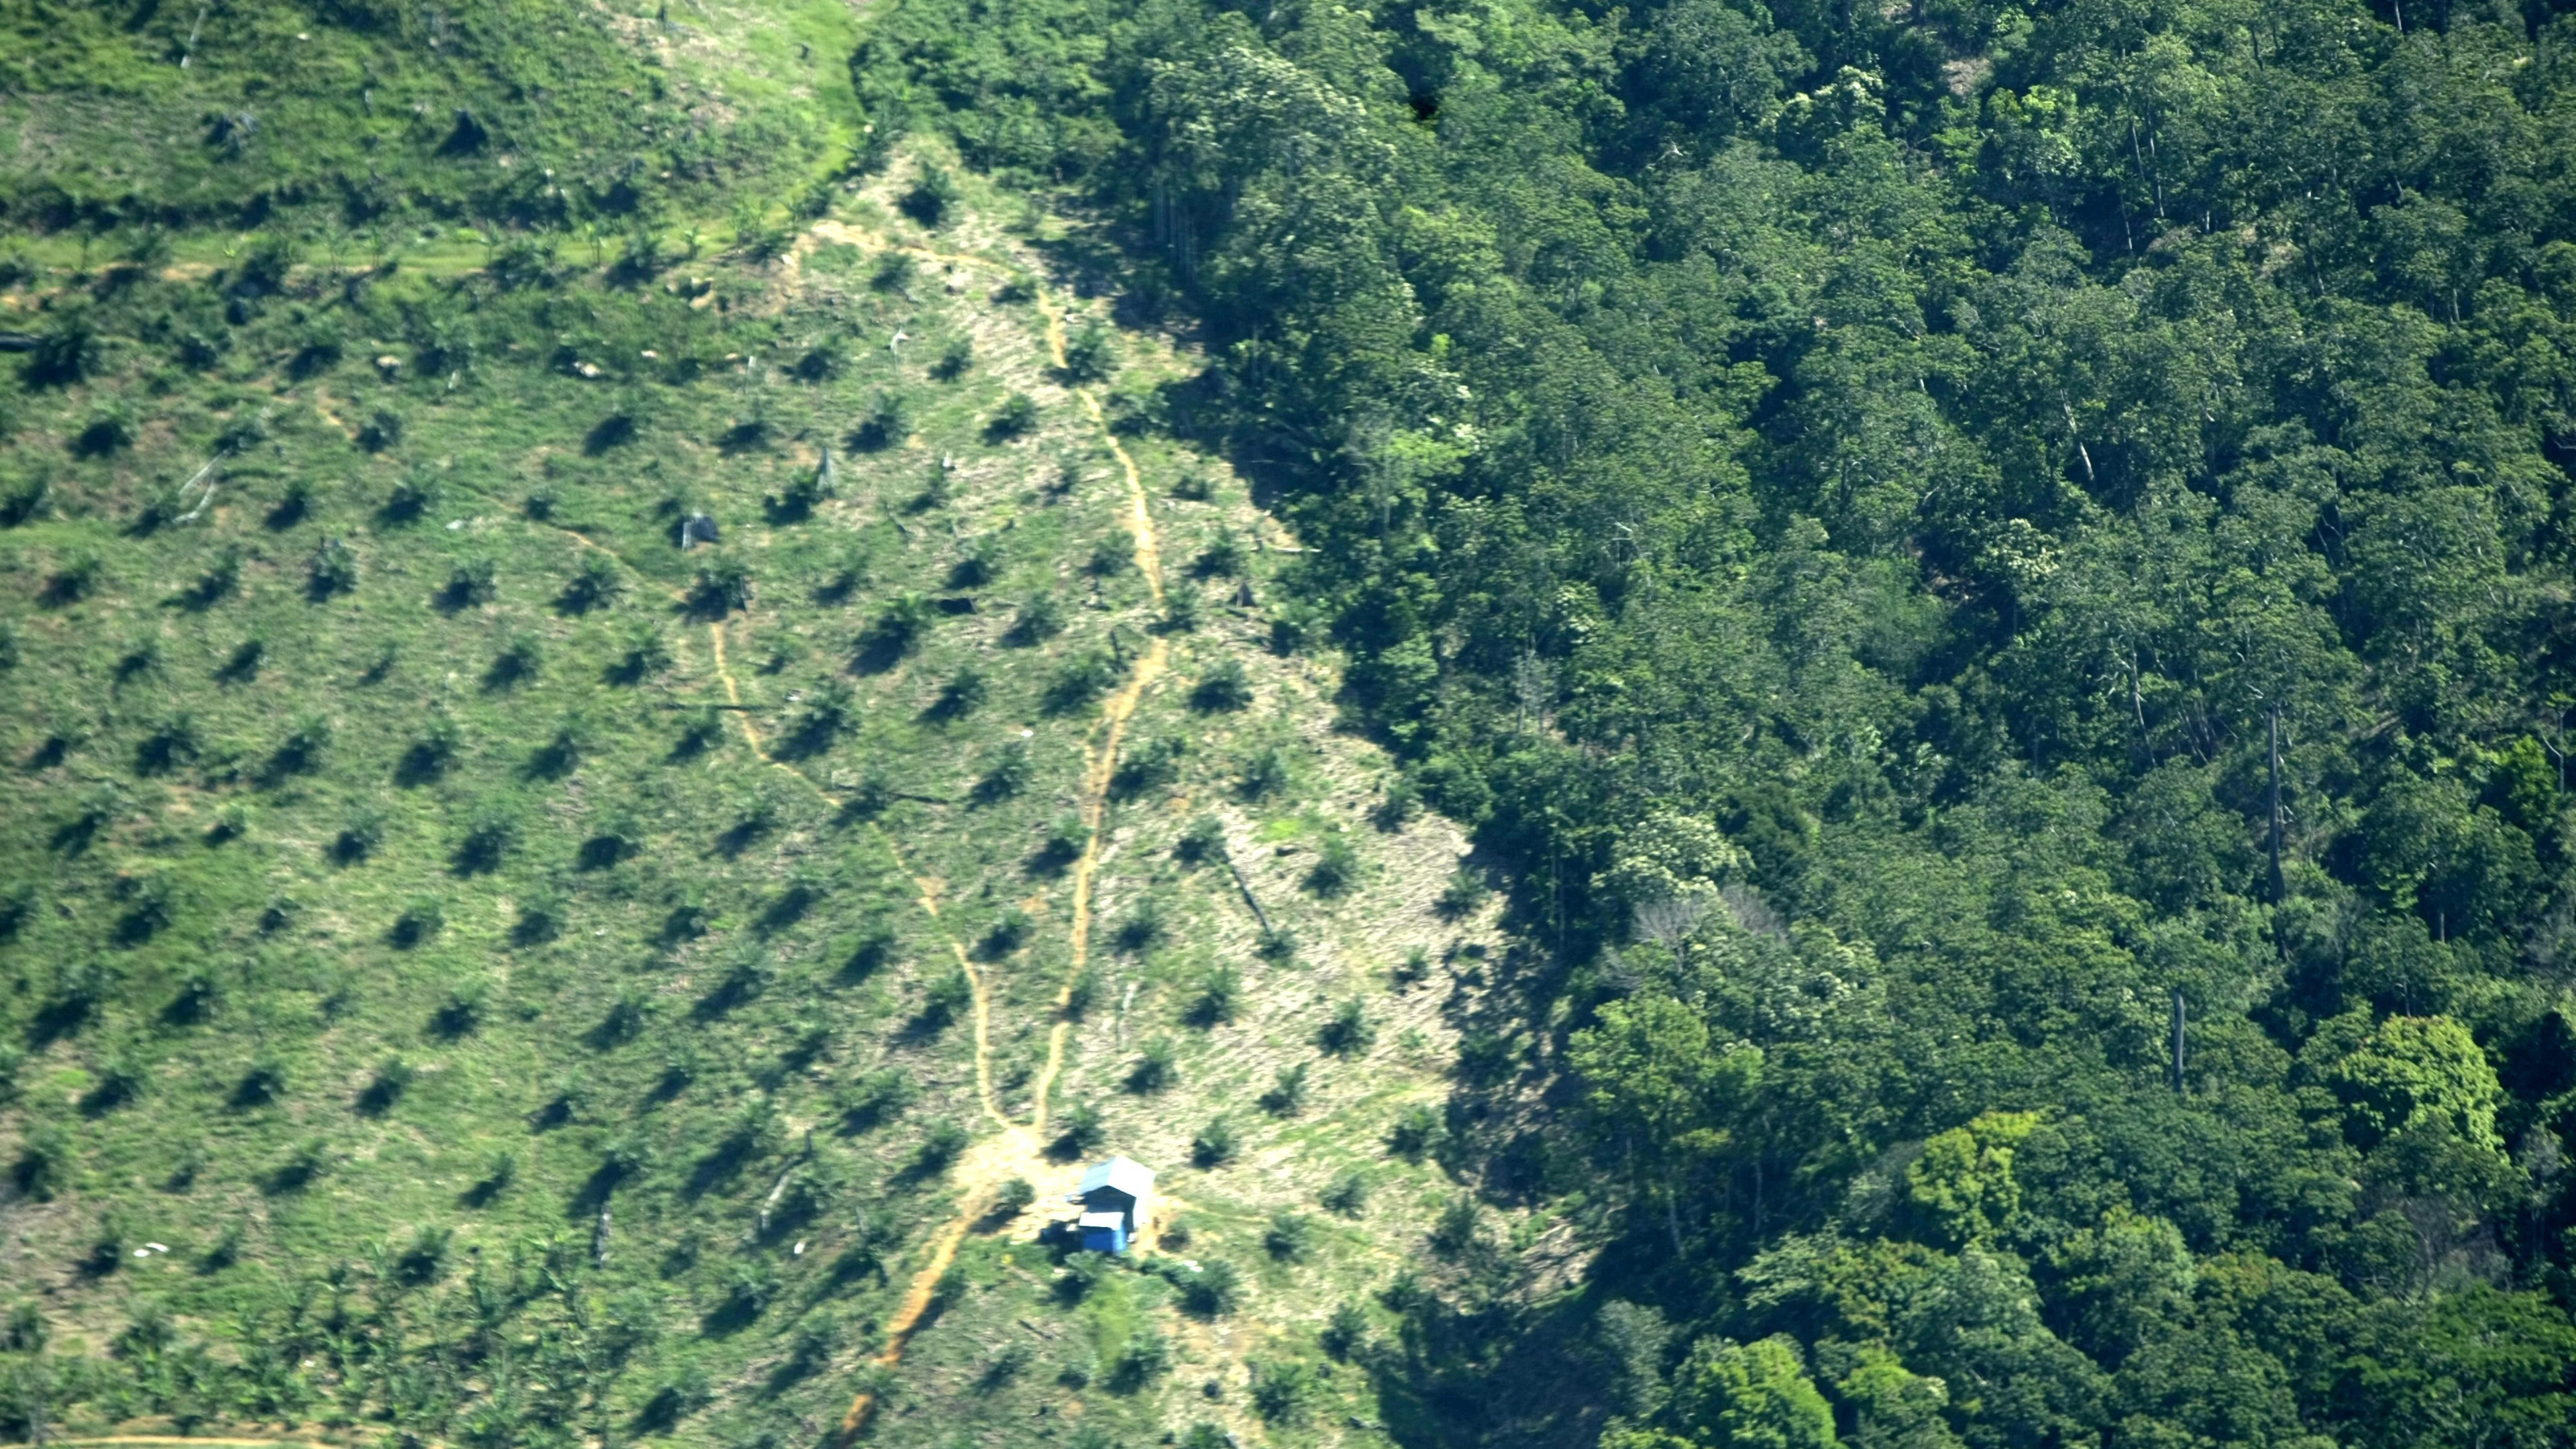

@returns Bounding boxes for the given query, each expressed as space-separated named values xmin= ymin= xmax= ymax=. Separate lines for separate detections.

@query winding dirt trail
xmin=439 ymin=224 xmax=1133 ymax=1442
xmin=703 ymin=622 xmax=1004 ymax=1125
xmin=830 ymin=243 xmax=1171 ymax=1444
xmin=72 ymin=219 xmax=1171 ymax=1449
xmin=1035 ymin=398 xmax=1166 ymax=1132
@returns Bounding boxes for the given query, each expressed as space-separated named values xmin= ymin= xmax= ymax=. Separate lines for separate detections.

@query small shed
xmin=1070 ymin=1156 xmax=1155 ymax=1255
xmin=680 ymin=511 xmax=720 ymax=549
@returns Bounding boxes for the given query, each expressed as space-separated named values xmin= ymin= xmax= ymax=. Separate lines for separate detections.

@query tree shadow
xmin=659 ymin=902 xmax=710 ymax=945
xmin=585 ymin=413 xmax=637 ymax=455
xmin=460 ymin=1167 xmax=513 ymax=1209
xmin=756 ymin=883 xmax=818 ymax=938
xmin=50 ymin=807 xmax=107 ymax=855
xmin=394 ymin=741 xmax=453 ymax=788
xmin=692 ymin=963 xmax=765 ymax=1022
xmin=684 ymin=1130 xmax=761 ymax=1201
xmin=850 ymin=627 xmax=915 ymax=676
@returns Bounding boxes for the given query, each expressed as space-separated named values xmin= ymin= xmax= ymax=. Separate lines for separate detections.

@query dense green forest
xmin=850 ymin=0 xmax=2576 ymax=1443
xmin=9 ymin=0 xmax=2576 ymax=1444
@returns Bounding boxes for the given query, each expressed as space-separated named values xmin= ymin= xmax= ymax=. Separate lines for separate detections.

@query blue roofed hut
xmin=1070 ymin=1156 xmax=1155 ymax=1254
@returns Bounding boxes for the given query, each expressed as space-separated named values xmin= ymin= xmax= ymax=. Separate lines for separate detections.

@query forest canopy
xmin=854 ymin=0 xmax=2576 ymax=1442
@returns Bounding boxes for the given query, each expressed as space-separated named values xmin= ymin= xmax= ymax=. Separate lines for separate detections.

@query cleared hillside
xmin=0 ymin=9 xmax=1517 ymax=1446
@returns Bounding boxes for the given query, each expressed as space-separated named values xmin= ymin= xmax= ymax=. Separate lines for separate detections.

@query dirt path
xmin=413 ymin=234 xmax=1109 ymax=1442
xmin=703 ymin=617 xmax=1005 ymax=1128
xmin=831 ymin=243 xmax=1171 ymax=1445
xmin=1033 ymin=398 xmax=1167 ymax=1132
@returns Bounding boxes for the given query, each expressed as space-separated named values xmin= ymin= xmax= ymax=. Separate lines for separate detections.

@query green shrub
xmin=900 ymin=164 xmax=961 ymax=227
xmin=1263 ymin=1210 xmax=1315 ymax=1262
xmin=986 ymin=392 xmax=1040 ymax=441
xmin=1128 ymin=1036 xmax=1177 ymax=1093
xmin=1006 ymin=590 xmax=1065 ymax=645
xmin=1305 ymin=832 xmax=1361 ymax=898
xmin=1236 ymin=745 xmax=1290 ymax=800
xmin=914 ymin=1120 xmax=970 ymax=1174
xmin=1043 ymin=650 xmax=1122 ymax=714
xmin=1187 ymin=965 xmax=1240 ymax=1027
xmin=1061 ymin=322 xmax=1117 ymax=384
xmin=1250 ymin=1359 xmax=1315 ymax=1423
xmin=1053 ymin=1101 xmax=1106 ymax=1157
xmin=1260 ymin=1062 xmax=1309 ymax=1117
xmin=1191 ymin=1116 xmax=1239 ymax=1167
xmin=1319 ymin=999 xmax=1375 ymax=1057
xmin=1320 ymin=1169 xmax=1370 ymax=1218
xmin=1181 ymin=1258 xmax=1241 ymax=1317
xmin=1389 ymin=1104 xmax=1439 ymax=1161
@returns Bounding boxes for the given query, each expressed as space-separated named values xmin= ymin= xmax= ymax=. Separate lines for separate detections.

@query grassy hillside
xmin=0 ymin=9 xmax=1511 ymax=1447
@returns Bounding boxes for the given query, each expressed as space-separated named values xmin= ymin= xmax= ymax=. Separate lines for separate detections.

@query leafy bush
xmin=1053 ymin=1101 xmax=1106 ymax=1157
xmin=985 ymin=392 xmax=1039 ymax=441
xmin=1250 ymin=1360 xmax=1315 ymax=1424
xmin=1191 ymin=1116 xmax=1239 ymax=1167
xmin=925 ymin=668 xmax=987 ymax=723
xmin=1186 ymin=965 xmax=1240 ymax=1027
xmin=900 ymin=164 xmax=961 ymax=226
xmin=1043 ymin=650 xmax=1122 ymax=714
xmin=452 ymin=801 xmax=518 ymax=874
xmin=1061 ymin=322 xmax=1117 ymax=384
xmin=389 ymin=897 xmax=444 ymax=949
xmin=486 ymin=632 xmax=543 ymax=689
xmin=1108 ymin=1328 xmax=1171 ymax=1391
xmin=1005 ymin=590 xmax=1065 ymax=645
xmin=919 ymin=967 xmax=975 ymax=1029
xmin=1177 ymin=815 xmax=1228 ymax=865
xmin=1087 ymin=531 xmax=1134 ymax=576
xmin=688 ymin=559 xmax=754 ymax=617
xmin=356 ymin=1057 xmax=415 ymax=1116
xmin=1111 ymin=736 xmax=1185 ymax=800
xmin=1236 ymin=745 xmax=1290 ymax=800
xmin=1430 ymin=1195 xmax=1481 ymax=1258
xmin=1388 ymin=1104 xmax=1439 ymax=1162
xmin=1263 ymin=1210 xmax=1315 ymax=1261
xmin=1191 ymin=531 xmax=1245 ymax=578
xmin=852 ymin=391 xmax=911 ymax=451
xmin=857 ymin=591 xmax=934 ymax=668
xmin=1128 ymin=1036 xmax=1177 ymax=1093
xmin=977 ymin=910 xmax=1032 ymax=960
xmin=975 ymin=739 xmax=1034 ymax=803
xmin=1113 ymin=898 xmax=1166 ymax=954
xmin=1180 ymin=1258 xmax=1241 ymax=1317
xmin=1318 ymin=999 xmax=1375 ymax=1057
xmin=1305 ymin=832 xmax=1361 ymax=898
xmin=838 ymin=1069 xmax=920 ymax=1132
xmin=559 ymin=553 xmax=623 ymax=614
xmin=307 ymin=538 xmax=358 ymax=599
xmin=1061 ymin=965 xmax=1102 ymax=1018
xmin=913 ymin=1120 xmax=969 ymax=1174
xmin=1260 ymin=1062 xmax=1309 ymax=1117
xmin=1320 ymin=1169 xmax=1370 ymax=1218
